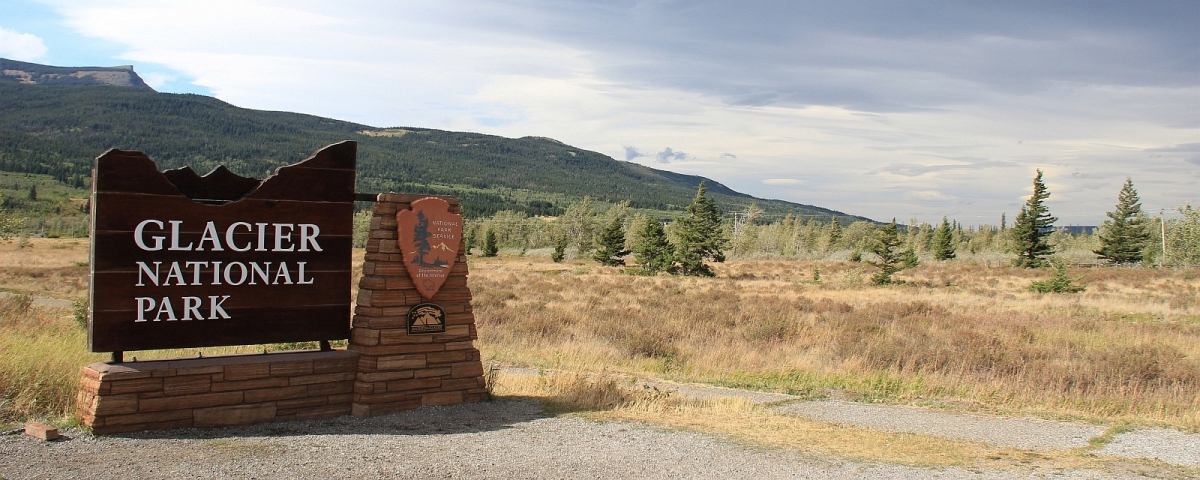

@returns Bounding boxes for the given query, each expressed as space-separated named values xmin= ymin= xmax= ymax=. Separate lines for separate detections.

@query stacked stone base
xmin=350 ymin=193 xmax=487 ymax=417
xmin=77 ymin=350 xmax=356 ymax=434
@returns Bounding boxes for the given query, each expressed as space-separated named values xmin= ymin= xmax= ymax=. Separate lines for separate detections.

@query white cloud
xmin=0 ymin=27 xmax=48 ymax=61
xmin=904 ymin=190 xmax=957 ymax=202
xmin=763 ymin=178 xmax=804 ymax=185
xmin=38 ymin=1 xmax=1200 ymax=226
xmin=655 ymin=147 xmax=687 ymax=163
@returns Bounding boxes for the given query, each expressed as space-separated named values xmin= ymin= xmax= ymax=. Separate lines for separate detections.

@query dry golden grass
xmin=0 ymin=295 xmax=105 ymax=425
xmin=492 ymin=369 xmax=1196 ymax=476
xmin=472 ymin=255 xmax=1200 ymax=429
xmin=0 ymin=238 xmax=89 ymax=301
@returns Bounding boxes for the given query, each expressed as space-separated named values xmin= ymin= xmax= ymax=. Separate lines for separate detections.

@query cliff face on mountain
xmin=0 ymin=58 xmax=154 ymax=90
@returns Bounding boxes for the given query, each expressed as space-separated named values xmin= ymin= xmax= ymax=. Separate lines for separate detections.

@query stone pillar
xmin=349 ymin=194 xmax=487 ymax=417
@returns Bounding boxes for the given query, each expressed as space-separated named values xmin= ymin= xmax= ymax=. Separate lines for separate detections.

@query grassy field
xmin=472 ymin=254 xmax=1200 ymax=429
xmin=2 ymin=239 xmax=1198 ymax=470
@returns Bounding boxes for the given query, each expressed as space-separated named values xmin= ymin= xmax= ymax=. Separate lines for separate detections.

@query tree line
xmin=444 ymin=170 xmax=1199 ymax=276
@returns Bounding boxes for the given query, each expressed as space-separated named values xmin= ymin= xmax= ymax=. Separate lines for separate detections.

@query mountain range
xmin=0 ymin=58 xmax=866 ymax=222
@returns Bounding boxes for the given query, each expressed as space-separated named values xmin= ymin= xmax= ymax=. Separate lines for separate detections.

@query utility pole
xmin=1160 ymin=209 xmax=1167 ymax=268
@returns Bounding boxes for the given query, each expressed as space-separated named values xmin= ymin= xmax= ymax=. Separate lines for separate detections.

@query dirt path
xmin=643 ymin=376 xmax=1200 ymax=468
xmin=0 ymin=291 xmax=74 ymax=308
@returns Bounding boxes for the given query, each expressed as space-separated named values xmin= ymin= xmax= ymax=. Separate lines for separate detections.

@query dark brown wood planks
xmin=88 ymin=141 xmax=356 ymax=352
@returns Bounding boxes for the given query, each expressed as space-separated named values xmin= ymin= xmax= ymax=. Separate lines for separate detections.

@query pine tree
xmin=551 ymin=235 xmax=568 ymax=263
xmin=633 ymin=217 xmax=673 ymax=274
xmin=593 ymin=217 xmax=630 ymax=266
xmin=827 ymin=216 xmax=842 ymax=250
xmin=932 ymin=216 xmax=956 ymax=260
xmin=27 ymin=184 xmax=36 ymax=201
xmin=673 ymin=182 xmax=728 ymax=276
xmin=868 ymin=219 xmax=911 ymax=284
xmin=1095 ymin=178 xmax=1150 ymax=264
xmin=464 ymin=228 xmax=476 ymax=255
xmin=1011 ymin=169 xmax=1057 ymax=268
xmin=901 ymin=245 xmax=919 ymax=269
xmin=482 ymin=228 xmax=498 ymax=257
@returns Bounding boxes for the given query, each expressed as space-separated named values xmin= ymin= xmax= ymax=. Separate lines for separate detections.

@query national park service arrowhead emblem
xmin=397 ymin=197 xmax=462 ymax=300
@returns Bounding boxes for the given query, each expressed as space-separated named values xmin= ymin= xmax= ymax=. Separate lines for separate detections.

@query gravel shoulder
xmin=1098 ymin=428 xmax=1200 ymax=467
xmin=0 ymin=400 xmax=1125 ymax=480
xmin=774 ymin=399 xmax=1104 ymax=450
xmin=5 ymin=374 xmax=1198 ymax=478
xmin=504 ymin=368 xmax=1200 ymax=469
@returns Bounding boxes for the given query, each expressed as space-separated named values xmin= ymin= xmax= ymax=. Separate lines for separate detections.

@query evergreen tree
xmin=592 ymin=217 xmax=630 ymax=266
xmin=633 ymin=217 xmax=674 ymax=274
xmin=868 ymin=219 xmax=911 ymax=284
xmin=827 ymin=216 xmax=842 ymax=250
xmin=932 ymin=216 xmax=956 ymax=260
xmin=1011 ymin=169 xmax=1057 ymax=268
xmin=1095 ymin=178 xmax=1150 ymax=264
xmin=27 ymin=184 xmax=36 ymax=201
xmin=551 ymin=235 xmax=568 ymax=263
xmin=482 ymin=228 xmax=498 ymax=257
xmin=673 ymin=182 xmax=728 ymax=276
xmin=464 ymin=228 xmax=476 ymax=255
xmin=901 ymin=245 xmax=919 ymax=269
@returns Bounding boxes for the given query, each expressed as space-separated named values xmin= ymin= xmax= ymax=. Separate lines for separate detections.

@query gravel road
xmin=5 ymin=372 xmax=1199 ymax=478
xmin=1098 ymin=428 xmax=1200 ymax=467
xmin=775 ymin=400 xmax=1105 ymax=450
xmin=0 ymin=400 xmax=1130 ymax=480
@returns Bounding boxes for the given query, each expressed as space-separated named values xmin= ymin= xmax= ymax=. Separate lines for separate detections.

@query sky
xmin=1 ymin=0 xmax=1197 ymax=225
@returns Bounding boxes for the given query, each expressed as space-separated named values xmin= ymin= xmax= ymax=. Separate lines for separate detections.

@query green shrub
xmin=1029 ymin=261 xmax=1086 ymax=293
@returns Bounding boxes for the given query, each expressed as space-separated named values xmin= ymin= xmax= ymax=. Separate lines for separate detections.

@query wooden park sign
xmin=77 ymin=142 xmax=488 ymax=434
xmin=87 ymin=141 xmax=356 ymax=352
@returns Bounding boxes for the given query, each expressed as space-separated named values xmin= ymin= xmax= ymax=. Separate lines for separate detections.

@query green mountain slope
xmin=0 ymin=80 xmax=866 ymax=221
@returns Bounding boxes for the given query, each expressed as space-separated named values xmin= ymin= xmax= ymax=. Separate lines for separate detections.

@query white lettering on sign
xmin=130 ymin=219 xmax=326 ymax=322
xmin=133 ymin=220 xmax=165 ymax=251
xmin=133 ymin=220 xmax=323 ymax=253
xmin=132 ymin=295 xmax=231 ymax=322
xmin=226 ymin=222 xmax=252 ymax=252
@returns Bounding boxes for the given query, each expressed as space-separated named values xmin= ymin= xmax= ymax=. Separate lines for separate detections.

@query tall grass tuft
xmin=0 ymin=295 xmax=105 ymax=425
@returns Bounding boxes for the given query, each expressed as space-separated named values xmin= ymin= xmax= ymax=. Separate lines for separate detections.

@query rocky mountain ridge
xmin=1 ymin=58 xmax=154 ymax=90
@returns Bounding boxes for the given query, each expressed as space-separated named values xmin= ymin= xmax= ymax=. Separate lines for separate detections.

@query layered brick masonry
xmin=349 ymin=194 xmax=487 ymax=418
xmin=77 ymin=350 xmax=357 ymax=435
xmin=76 ymin=193 xmax=487 ymax=433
